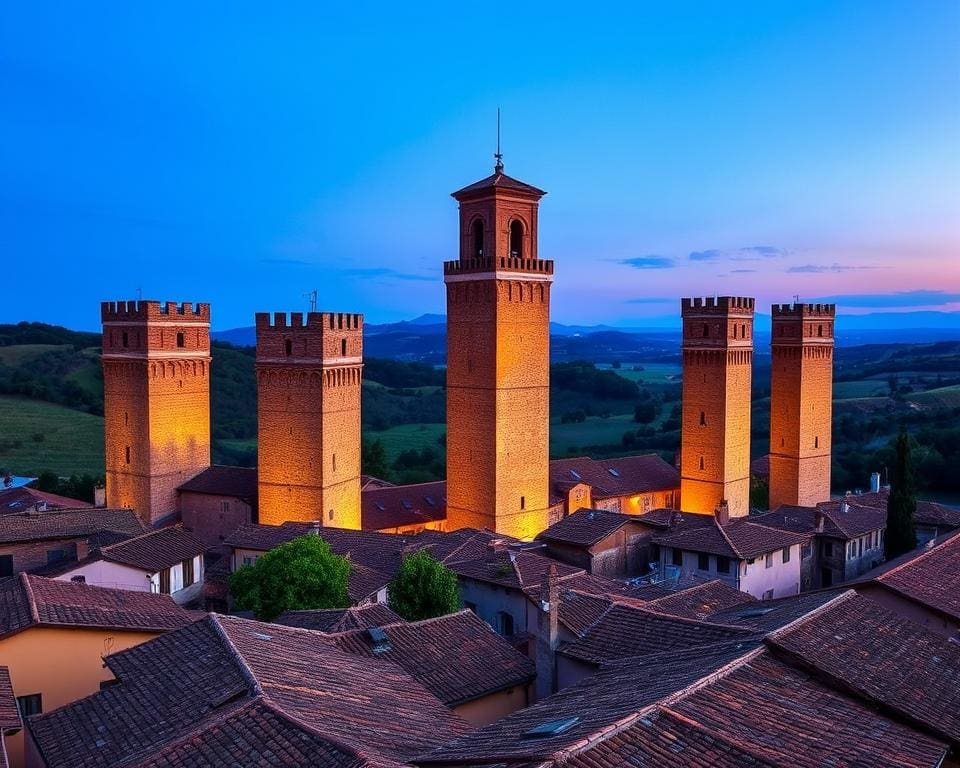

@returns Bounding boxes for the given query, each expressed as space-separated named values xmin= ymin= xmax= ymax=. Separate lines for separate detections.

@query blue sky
xmin=2 ymin=1 xmax=958 ymax=330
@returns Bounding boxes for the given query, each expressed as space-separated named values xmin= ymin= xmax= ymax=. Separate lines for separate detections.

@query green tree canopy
xmin=229 ymin=534 xmax=350 ymax=620
xmin=388 ymin=550 xmax=460 ymax=621
xmin=885 ymin=429 xmax=918 ymax=559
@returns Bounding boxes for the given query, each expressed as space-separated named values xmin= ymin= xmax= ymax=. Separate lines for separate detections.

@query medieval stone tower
xmin=255 ymin=311 xmax=363 ymax=529
xmin=101 ymin=300 xmax=211 ymax=526
xmin=769 ymin=303 xmax=835 ymax=509
xmin=445 ymin=162 xmax=553 ymax=539
xmin=680 ymin=296 xmax=755 ymax=518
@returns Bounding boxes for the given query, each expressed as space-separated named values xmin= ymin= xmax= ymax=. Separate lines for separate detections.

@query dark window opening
xmin=46 ymin=549 xmax=67 ymax=565
xmin=520 ymin=496 xmax=526 ymax=510
xmin=671 ymin=548 xmax=683 ymax=567
xmin=471 ymin=218 xmax=484 ymax=258
xmin=71 ymin=575 xmax=86 ymax=583
xmin=510 ymin=220 xmax=523 ymax=258
xmin=699 ymin=411 xmax=706 ymax=426
xmin=818 ymin=324 xmax=823 ymax=337
xmin=702 ymin=323 xmax=709 ymax=337
xmin=782 ymin=546 xmax=791 ymax=563
xmin=284 ymin=339 xmax=292 ymax=356
xmin=717 ymin=556 xmax=730 ymax=574
xmin=159 ymin=569 xmax=171 ymax=594
xmin=0 ymin=555 xmax=12 ymax=578
xmin=125 ymin=446 xmax=130 ymax=464
xmin=332 ymin=454 xmax=337 ymax=472
xmin=182 ymin=558 xmax=194 ymax=588
xmin=741 ymin=323 xmax=746 ymax=337
xmin=699 ymin=456 xmax=704 ymax=470
xmin=697 ymin=553 xmax=709 ymax=571
xmin=176 ymin=332 xmax=185 ymax=348
xmin=341 ymin=338 xmax=347 ymax=356
xmin=17 ymin=694 xmax=42 ymax=718
xmin=122 ymin=332 xmax=128 ymax=348
xmin=814 ymin=436 xmax=819 ymax=449
xmin=328 ymin=509 xmax=334 ymax=521
xmin=496 ymin=611 xmax=515 ymax=636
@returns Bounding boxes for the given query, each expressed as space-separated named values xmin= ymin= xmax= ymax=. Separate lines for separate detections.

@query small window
xmin=716 ymin=556 xmax=730 ymax=574
xmin=333 ymin=454 xmax=337 ymax=472
xmin=220 ymin=500 xmax=230 ymax=513
xmin=699 ymin=411 xmax=706 ymax=426
xmin=471 ymin=218 xmax=484 ymax=258
xmin=814 ymin=436 xmax=819 ymax=449
xmin=46 ymin=549 xmax=67 ymax=565
xmin=818 ymin=324 xmax=823 ymax=337
xmin=284 ymin=339 xmax=292 ymax=356
xmin=697 ymin=553 xmax=709 ymax=571
xmin=671 ymin=548 xmax=683 ymax=567
xmin=176 ymin=332 xmax=185 ymax=348
xmin=702 ymin=323 xmax=709 ymax=337
xmin=0 ymin=555 xmax=13 ymax=578
xmin=520 ymin=496 xmax=525 ymax=510
xmin=242 ymin=556 xmax=255 ymax=567
xmin=17 ymin=694 xmax=42 ymax=718
xmin=122 ymin=332 xmax=129 ymax=348
xmin=495 ymin=611 xmax=515 ymax=636
xmin=782 ymin=546 xmax=791 ymax=564
xmin=823 ymin=541 xmax=833 ymax=557
xmin=124 ymin=411 xmax=128 ymax=426
xmin=765 ymin=553 xmax=773 ymax=569
xmin=71 ymin=575 xmax=86 ymax=583
xmin=341 ymin=338 xmax=347 ymax=356
xmin=182 ymin=558 xmax=195 ymax=588
xmin=125 ymin=446 xmax=131 ymax=464
xmin=699 ymin=456 xmax=704 ymax=470
xmin=159 ymin=568 xmax=171 ymax=594
xmin=328 ymin=509 xmax=334 ymax=521
xmin=741 ymin=323 xmax=746 ymax=338
xmin=762 ymin=589 xmax=774 ymax=601
xmin=509 ymin=220 xmax=523 ymax=258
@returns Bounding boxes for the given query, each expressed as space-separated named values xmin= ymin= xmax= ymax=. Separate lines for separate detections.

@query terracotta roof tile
xmin=558 ymin=603 xmax=757 ymax=666
xmin=446 ymin=548 xmax=581 ymax=591
xmin=0 ymin=507 xmax=145 ymax=545
xmin=176 ymin=464 xmax=257 ymax=502
xmin=362 ymin=481 xmax=446 ymax=531
xmin=451 ymin=169 xmax=546 ymax=200
xmin=0 ymin=573 xmax=196 ymax=639
xmin=872 ymin=529 xmax=960 ymax=620
xmin=703 ymin=589 xmax=848 ymax=632
xmin=653 ymin=516 xmax=810 ymax=559
xmin=768 ymin=591 xmax=960 ymax=744
xmin=548 ymin=454 xmax=679 ymax=504
xmin=0 ymin=485 xmax=93 ymax=512
xmin=536 ymin=507 xmax=650 ymax=547
xmin=331 ymin=610 xmax=535 ymax=706
xmin=275 ymin=603 xmax=403 ymax=633
xmin=99 ymin=526 xmax=206 ymax=572
xmin=29 ymin=614 xmax=470 ymax=768
xmin=643 ymin=579 xmax=756 ymax=620
xmin=914 ymin=499 xmax=960 ymax=528
xmin=0 ymin=666 xmax=20 ymax=730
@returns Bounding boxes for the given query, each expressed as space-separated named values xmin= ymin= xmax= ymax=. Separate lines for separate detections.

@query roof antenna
xmin=494 ymin=108 xmax=504 ymax=173
xmin=304 ymin=289 xmax=317 ymax=313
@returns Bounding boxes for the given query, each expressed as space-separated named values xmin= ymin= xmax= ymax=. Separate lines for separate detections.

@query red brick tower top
xmin=771 ymin=302 xmax=836 ymax=345
xmin=101 ymin=300 xmax=210 ymax=358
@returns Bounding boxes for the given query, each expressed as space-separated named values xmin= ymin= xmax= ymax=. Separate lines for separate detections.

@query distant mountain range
xmin=211 ymin=311 xmax=960 ymax=362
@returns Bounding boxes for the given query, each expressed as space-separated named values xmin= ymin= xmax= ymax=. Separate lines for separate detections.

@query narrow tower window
xmin=815 ymin=436 xmax=819 ymax=449
xmin=520 ymin=496 xmax=526 ymax=510
xmin=699 ymin=411 xmax=706 ymax=426
xmin=741 ymin=323 xmax=746 ymax=338
xmin=702 ymin=323 xmax=709 ymax=338
xmin=284 ymin=339 xmax=292 ymax=356
xmin=699 ymin=456 xmax=704 ymax=470
xmin=818 ymin=324 xmax=823 ymax=337
xmin=122 ymin=332 xmax=129 ymax=348
xmin=510 ymin=220 xmax=523 ymax=258
xmin=471 ymin=218 xmax=484 ymax=258
xmin=125 ymin=446 xmax=130 ymax=464
xmin=332 ymin=454 xmax=337 ymax=472
xmin=341 ymin=338 xmax=347 ymax=356
xmin=176 ymin=332 xmax=185 ymax=348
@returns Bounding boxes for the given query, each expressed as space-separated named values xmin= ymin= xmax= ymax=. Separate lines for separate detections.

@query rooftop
xmin=28 ymin=613 xmax=470 ymax=768
xmin=536 ymin=507 xmax=649 ymax=548
xmin=0 ymin=484 xmax=93 ymax=513
xmin=98 ymin=525 xmax=207 ymax=572
xmin=451 ymin=168 xmax=546 ymax=200
xmin=0 ymin=666 xmax=20 ymax=731
xmin=0 ymin=507 xmax=145 ymax=545
xmin=548 ymin=454 xmax=680 ymax=504
xmin=0 ymin=573 xmax=196 ymax=639
xmin=652 ymin=514 xmax=810 ymax=559
xmin=869 ymin=530 xmax=960 ymax=621
xmin=176 ymin=464 xmax=258 ymax=503
xmin=362 ymin=480 xmax=446 ymax=531
xmin=275 ymin=603 xmax=403 ymax=633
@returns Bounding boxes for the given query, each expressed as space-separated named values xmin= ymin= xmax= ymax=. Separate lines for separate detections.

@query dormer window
xmin=471 ymin=219 xmax=484 ymax=259
xmin=510 ymin=220 xmax=523 ymax=258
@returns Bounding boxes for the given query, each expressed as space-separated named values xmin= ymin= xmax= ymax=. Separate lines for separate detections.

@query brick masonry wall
xmin=102 ymin=301 xmax=211 ymax=526
xmin=178 ymin=491 xmax=254 ymax=549
xmin=0 ymin=539 xmax=80 ymax=574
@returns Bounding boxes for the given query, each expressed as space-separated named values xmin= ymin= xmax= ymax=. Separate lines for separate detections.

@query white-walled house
xmin=651 ymin=512 xmax=810 ymax=600
xmin=54 ymin=526 xmax=206 ymax=605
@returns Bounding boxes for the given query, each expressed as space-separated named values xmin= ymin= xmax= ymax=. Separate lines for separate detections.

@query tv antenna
xmin=494 ymin=108 xmax=503 ymax=172
xmin=793 ymin=294 xmax=800 ymax=305
xmin=303 ymin=289 xmax=318 ymax=312
xmin=136 ymin=286 xmax=143 ymax=301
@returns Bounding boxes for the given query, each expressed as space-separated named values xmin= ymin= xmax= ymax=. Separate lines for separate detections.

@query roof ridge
xmin=656 ymin=705 xmax=779 ymax=764
xmin=208 ymin=615 xmax=263 ymax=697
xmin=875 ymin=534 xmax=952 ymax=582
xmin=258 ymin=694 xmax=377 ymax=765
xmin=712 ymin=517 xmax=742 ymax=558
xmin=20 ymin=573 xmax=40 ymax=624
xmin=618 ymin=602 xmax=755 ymax=634
xmin=764 ymin=589 xmax=858 ymax=641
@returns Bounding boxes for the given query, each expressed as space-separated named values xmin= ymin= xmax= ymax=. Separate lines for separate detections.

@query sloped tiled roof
xmin=0 ymin=507 xmax=145 ymax=545
xmin=536 ymin=507 xmax=651 ymax=547
xmin=29 ymin=614 xmax=470 ymax=768
xmin=445 ymin=548 xmax=581 ymax=591
xmin=871 ymin=529 xmax=960 ymax=620
xmin=451 ymin=168 xmax=546 ymax=200
xmin=275 ymin=603 xmax=403 ymax=633
xmin=652 ymin=515 xmax=810 ymax=559
xmin=99 ymin=526 xmax=206 ymax=572
xmin=362 ymin=480 xmax=446 ymax=531
xmin=703 ymin=588 xmax=848 ymax=632
xmin=914 ymin=499 xmax=960 ymax=529
xmin=0 ymin=573 xmax=196 ymax=639
xmin=558 ymin=603 xmax=756 ymax=666
xmin=0 ymin=485 xmax=93 ymax=512
xmin=548 ymin=454 xmax=679 ymax=504
xmin=0 ymin=666 xmax=20 ymax=730
xmin=331 ymin=610 xmax=535 ymax=706
xmin=177 ymin=464 xmax=257 ymax=503
xmin=643 ymin=579 xmax=756 ymax=620
xmin=769 ymin=591 xmax=960 ymax=745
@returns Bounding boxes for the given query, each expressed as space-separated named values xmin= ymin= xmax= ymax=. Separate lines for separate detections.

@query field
xmin=0 ymin=395 xmax=104 ymax=476
xmin=595 ymin=363 xmax=681 ymax=385
xmin=909 ymin=384 xmax=960 ymax=409
xmin=0 ymin=344 xmax=69 ymax=365
xmin=551 ymin=414 xmax=637 ymax=456
xmin=365 ymin=422 xmax=446 ymax=463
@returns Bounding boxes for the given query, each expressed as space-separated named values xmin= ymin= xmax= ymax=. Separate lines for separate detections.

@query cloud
xmin=810 ymin=290 xmax=960 ymax=308
xmin=619 ymin=255 xmax=676 ymax=269
xmin=625 ymin=297 xmax=675 ymax=305
xmin=787 ymin=263 xmax=879 ymax=274
xmin=342 ymin=267 xmax=433 ymax=282
xmin=689 ymin=246 xmax=788 ymax=262
xmin=730 ymin=268 xmax=757 ymax=273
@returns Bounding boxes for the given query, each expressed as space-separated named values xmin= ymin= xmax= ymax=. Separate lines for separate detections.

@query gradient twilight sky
xmin=2 ymin=2 xmax=958 ymax=330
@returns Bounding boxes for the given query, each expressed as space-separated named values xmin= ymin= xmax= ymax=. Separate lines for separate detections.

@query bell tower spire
xmin=494 ymin=108 xmax=504 ymax=173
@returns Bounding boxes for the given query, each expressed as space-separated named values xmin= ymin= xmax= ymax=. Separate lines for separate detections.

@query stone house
xmin=177 ymin=464 xmax=258 ymax=549
xmin=547 ymin=454 xmax=680 ymax=517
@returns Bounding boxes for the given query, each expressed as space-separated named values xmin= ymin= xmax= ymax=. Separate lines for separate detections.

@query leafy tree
xmin=885 ymin=429 xmax=918 ymax=559
xmin=633 ymin=400 xmax=659 ymax=424
xmin=362 ymin=438 xmax=390 ymax=480
xmin=229 ymin=535 xmax=350 ymax=620
xmin=388 ymin=550 xmax=460 ymax=621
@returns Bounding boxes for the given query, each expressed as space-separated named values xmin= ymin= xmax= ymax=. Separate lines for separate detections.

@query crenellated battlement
xmin=772 ymin=302 xmax=836 ymax=318
xmin=681 ymin=296 xmax=755 ymax=314
xmin=444 ymin=256 xmax=554 ymax=277
xmin=254 ymin=311 xmax=363 ymax=331
xmin=101 ymin=300 xmax=210 ymax=323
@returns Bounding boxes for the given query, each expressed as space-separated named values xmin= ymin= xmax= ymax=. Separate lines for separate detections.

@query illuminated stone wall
xmin=679 ymin=296 xmax=755 ymax=518
xmin=255 ymin=311 xmax=362 ymax=529
xmin=101 ymin=301 xmax=211 ymax=526
xmin=769 ymin=303 xmax=835 ymax=508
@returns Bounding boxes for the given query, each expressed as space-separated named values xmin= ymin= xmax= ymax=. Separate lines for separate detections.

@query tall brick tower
xmin=769 ymin=303 xmax=836 ymax=509
xmin=445 ymin=161 xmax=553 ymax=539
xmin=101 ymin=300 xmax=211 ymax=526
xmin=680 ymin=297 xmax=755 ymax=518
xmin=255 ymin=311 xmax=363 ymax=529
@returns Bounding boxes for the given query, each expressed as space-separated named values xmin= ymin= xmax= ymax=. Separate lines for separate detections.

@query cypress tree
xmin=885 ymin=429 xmax=917 ymax=559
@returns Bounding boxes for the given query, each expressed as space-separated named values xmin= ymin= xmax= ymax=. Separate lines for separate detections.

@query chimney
xmin=488 ymin=538 xmax=508 ymax=552
xmin=94 ymin=484 xmax=106 ymax=508
xmin=715 ymin=500 xmax=729 ymax=527
xmin=869 ymin=472 xmax=881 ymax=494
xmin=535 ymin=563 xmax=560 ymax=701
xmin=841 ymin=501 xmax=849 ymax=515
xmin=814 ymin=509 xmax=825 ymax=533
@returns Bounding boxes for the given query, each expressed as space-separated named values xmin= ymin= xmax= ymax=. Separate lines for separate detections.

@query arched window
xmin=471 ymin=219 xmax=484 ymax=258
xmin=510 ymin=220 xmax=523 ymax=258
xmin=284 ymin=339 xmax=292 ymax=356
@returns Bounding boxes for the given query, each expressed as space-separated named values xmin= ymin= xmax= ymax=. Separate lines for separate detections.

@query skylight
xmin=401 ymin=499 xmax=414 ymax=510
xmin=522 ymin=717 xmax=581 ymax=738
xmin=424 ymin=495 xmax=435 ymax=506
xmin=569 ymin=469 xmax=582 ymax=481
xmin=607 ymin=468 xmax=621 ymax=477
